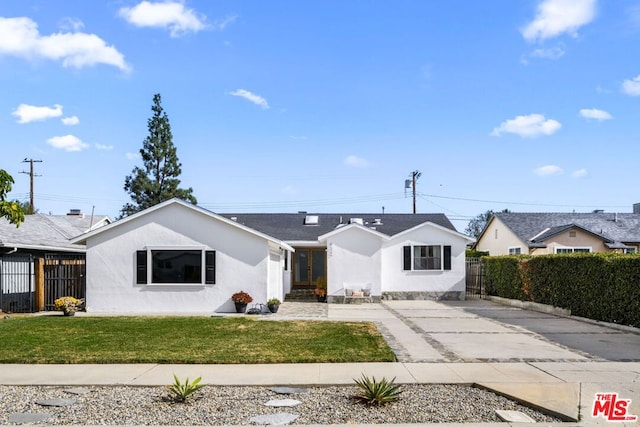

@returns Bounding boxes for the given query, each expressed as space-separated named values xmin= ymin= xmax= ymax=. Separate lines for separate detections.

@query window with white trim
xmin=508 ymin=247 xmax=522 ymax=255
xmin=403 ymin=245 xmax=451 ymax=271
xmin=136 ymin=248 xmax=215 ymax=285
xmin=554 ymin=247 xmax=591 ymax=254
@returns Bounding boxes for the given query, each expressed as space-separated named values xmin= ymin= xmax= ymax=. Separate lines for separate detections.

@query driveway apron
xmin=328 ymin=299 xmax=640 ymax=363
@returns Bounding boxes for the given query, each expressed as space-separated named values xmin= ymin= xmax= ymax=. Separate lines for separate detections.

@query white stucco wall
xmin=382 ymin=223 xmax=468 ymax=295
xmin=324 ymin=227 xmax=383 ymax=297
xmin=84 ymin=203 xmax=278 ymax=313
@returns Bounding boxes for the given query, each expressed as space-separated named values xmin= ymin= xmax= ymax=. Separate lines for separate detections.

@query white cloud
xmin=119 ymin=1 xmax=207 ymax=37
xmin=530 ymin=46 xmax=566 ymax=59
xmin=61 ymin=115 xmax=79 ymax=126
xmin=491 ymin=114 xmax=562 ymax=138
xmin=212 ymin=15 xmax=237 ymax=31
xmin=0 ymin=17 xmax=129 ymax=71
xmin=522 ymin=0 xmax=597 ymax=42
xmin=12 ymin=103 xmax=63 ymax=123
xmin=126 ymin=152 xmax=140 ymax=160
xmin=572 ymin=168 xmax=588 ymax=178
xmin=95 ymin=143 xmax=113 ymax=150
xmin=579 ymin=108 xmax=612 ymax=121
xmin=622 ymin=75 xmax=640 ymax=96
xmin=59 ymin=17 xmax=84 ymax=32
xmin=229 ymin=89 xmax=269 ymax=109
xmin=534 ymin=165 xmax=564 ymax=176
xmin=343 ymin=155 xmax=370 ymax=168
xmin=46 ymin=135 xmax=89 ymax=152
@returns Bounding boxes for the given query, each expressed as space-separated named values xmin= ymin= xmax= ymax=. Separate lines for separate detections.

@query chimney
xmin=634 ymin=203 xmax=640 ymax=214
xmin=67 ymin=209 xmax=84 ymax=218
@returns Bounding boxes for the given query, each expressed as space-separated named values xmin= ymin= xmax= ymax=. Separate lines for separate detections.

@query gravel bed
xmin=0 ymin=384 xmax=562 ymax=425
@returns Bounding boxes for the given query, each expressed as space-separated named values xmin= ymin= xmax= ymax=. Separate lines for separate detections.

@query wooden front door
xmin=292 ymin=248 xmax=325 ymax=288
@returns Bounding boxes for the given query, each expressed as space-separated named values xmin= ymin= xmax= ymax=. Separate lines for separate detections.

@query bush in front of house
xmin=483 ymin=253 xmax=640 ymax=327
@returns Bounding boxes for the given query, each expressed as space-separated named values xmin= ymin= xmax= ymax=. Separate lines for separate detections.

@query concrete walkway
xmin=1 ymin=299 xmax=639 ymax=426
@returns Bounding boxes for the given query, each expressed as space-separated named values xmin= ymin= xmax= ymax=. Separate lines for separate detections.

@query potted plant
xmin=315 ymin=277 xmax=327 ymax=303
xmin=231 ymin=291 xmax=253 ymax=313
xmin=54 ymin=296 xmax=84 ymax=316
xmin=267 ymin=297 xmax=281 ymax=313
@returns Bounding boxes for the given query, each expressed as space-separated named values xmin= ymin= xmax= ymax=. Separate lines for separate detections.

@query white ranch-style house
xmin=71 ymin=198 xmax=474 ymax=313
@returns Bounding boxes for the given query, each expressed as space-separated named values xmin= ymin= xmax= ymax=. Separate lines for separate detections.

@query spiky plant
xmin=353 ymin=374 xmax=402 ymax=405
xmin=167 ymin=374 xmax=205 ymax=402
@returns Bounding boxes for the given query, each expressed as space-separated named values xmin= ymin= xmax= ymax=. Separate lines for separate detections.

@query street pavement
xmin=1 ymin=299 xmax=639 ymax=426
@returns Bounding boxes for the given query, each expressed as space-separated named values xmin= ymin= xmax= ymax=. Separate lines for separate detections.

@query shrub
xmin=267 ymin=297 xmax=281 ymax=305
xmin=353 ymin=374 xmax=402 ymax=405
xmin=167 ymin=374 xmax=205 ymax=403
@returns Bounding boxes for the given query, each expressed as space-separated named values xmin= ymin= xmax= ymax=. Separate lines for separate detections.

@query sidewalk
xmin=2 ymin=299 xmax=639 ymax=426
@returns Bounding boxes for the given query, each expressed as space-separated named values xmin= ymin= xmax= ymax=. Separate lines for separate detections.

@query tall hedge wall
xmin=483 ymin=253 xmax=640 ymax=328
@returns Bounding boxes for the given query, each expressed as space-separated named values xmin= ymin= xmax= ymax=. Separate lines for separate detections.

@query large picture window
xmin=403 ymin=245 xmax=451 ymax=271
xmin=136 ymin=248 xmax=215 ymax=285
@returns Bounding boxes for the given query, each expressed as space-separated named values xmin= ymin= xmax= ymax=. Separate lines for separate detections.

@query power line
xmin=418 ymin=192 xmax=630 ymax=209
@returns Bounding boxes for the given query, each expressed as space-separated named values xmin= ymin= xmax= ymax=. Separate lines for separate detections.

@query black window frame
xmin=136 ymin=248 xmax=216 ymax=285
xmin=402 ymin=244 xmax=452 ymax=271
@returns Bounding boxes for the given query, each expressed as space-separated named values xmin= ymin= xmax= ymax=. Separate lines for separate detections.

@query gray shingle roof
xmin=218 ymin=213 xmax=457 ymax=241
xmin=494 ymin=212 xmax=640 ymax=247
xmin=0 ymin=213 xmax=111 ymax=253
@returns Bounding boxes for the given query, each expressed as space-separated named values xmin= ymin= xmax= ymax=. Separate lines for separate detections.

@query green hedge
xmin=483 ymin=253 xmax=640 ymax=328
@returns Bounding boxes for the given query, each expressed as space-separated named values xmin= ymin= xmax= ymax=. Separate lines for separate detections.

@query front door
xmin=293 ymin=248 xmax=326 ymax=288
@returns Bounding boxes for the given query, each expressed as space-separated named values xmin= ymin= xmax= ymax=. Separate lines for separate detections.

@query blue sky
xmin=1 ymin=0 xmax=639 ymax=231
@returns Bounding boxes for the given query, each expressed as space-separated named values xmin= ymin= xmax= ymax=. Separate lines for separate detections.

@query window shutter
xmin=136 ymin=250 xmax=147 ymax=284
xmin=443 ymin=246 xmax=451 ymax=270
xmin=403 ymin=246 xmax=412 ymax=271
xmin=205 ymin=250 xmax=216 ymax=284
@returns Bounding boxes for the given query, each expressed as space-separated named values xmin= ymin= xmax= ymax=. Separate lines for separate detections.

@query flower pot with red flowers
xmin=314 ymin=277 xmax=327 ymax=303
xmin=231 ymin=291 xmax=253 ymax=313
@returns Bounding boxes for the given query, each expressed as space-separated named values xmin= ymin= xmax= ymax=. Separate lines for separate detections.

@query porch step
xmin=285 ymin=289 xmax=317 ymax=302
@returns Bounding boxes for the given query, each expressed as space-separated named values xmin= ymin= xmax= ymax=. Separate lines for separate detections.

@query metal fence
xmin=44 ymin=253 xmax=86 ymax=311
xmin=0 ymin=254 xmax=35 ymax=313
xmin=465 ymin=257 xmax=485 ymax=298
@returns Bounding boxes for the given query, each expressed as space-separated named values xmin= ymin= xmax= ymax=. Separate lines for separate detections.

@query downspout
xmin=2 ymin=247 xmax=18 ymax=255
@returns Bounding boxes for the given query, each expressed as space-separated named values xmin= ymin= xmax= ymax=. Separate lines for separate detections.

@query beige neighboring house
xmin=475 ymin=205 xmax=640 ymax=256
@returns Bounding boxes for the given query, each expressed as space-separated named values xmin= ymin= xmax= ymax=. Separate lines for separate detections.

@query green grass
xmin=0 ymin=316 xmax=396 ymax=364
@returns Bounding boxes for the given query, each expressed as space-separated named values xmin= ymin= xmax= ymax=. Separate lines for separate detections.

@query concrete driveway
xmin=443 ymin=299 xmax=640 ymax=362
xmin=327 ymin=299 xmax=640 ymax=363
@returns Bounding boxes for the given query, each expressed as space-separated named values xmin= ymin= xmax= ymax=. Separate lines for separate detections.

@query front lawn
xmin=0 ymin=316 xmax=396 ymax=364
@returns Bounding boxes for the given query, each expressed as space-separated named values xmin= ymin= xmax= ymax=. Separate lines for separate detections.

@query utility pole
xmin=20 ymin=158 xmax=42 ymax=214
xmin=410 ymin=170 xmax=421 ymax=214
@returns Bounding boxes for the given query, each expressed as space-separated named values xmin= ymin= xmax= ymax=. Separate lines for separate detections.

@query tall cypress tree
xmin=120 ymin=94 xmax=197 ymax=217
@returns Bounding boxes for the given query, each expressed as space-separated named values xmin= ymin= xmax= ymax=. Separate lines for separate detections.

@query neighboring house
xmin=475 ymin=206 xmax=640 ymax=256
xmin=71 ymin=199 xmax=473 ymax=313
xmin=0 ymin=209 xmax=111 ymax=312
xmin=0 ymin=209 xmax=110 ymax=255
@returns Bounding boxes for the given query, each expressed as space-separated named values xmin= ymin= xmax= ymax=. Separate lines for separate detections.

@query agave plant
xmin=167 ymin=374 xmax=205 ymax=403
xmin=353 ymin=374 xmax=402 ymax=405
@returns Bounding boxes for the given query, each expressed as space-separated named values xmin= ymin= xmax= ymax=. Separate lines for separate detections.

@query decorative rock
xmin=264 ymin=399 xmax=302 ymax=407
xmin=268 ymin=387 xmax=309 ymax=395
xmin=35 ymin=398 xmax=76 ymax=407
xmin=8 ymin=413 xmax=52 ymax=424
xmin=495 ymin=409 xmax=536 ymax=423
xmin=249 ymin=413 xmax=299 ymax=425
xmin=63 ymin=387 xmax=90 ymax=395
